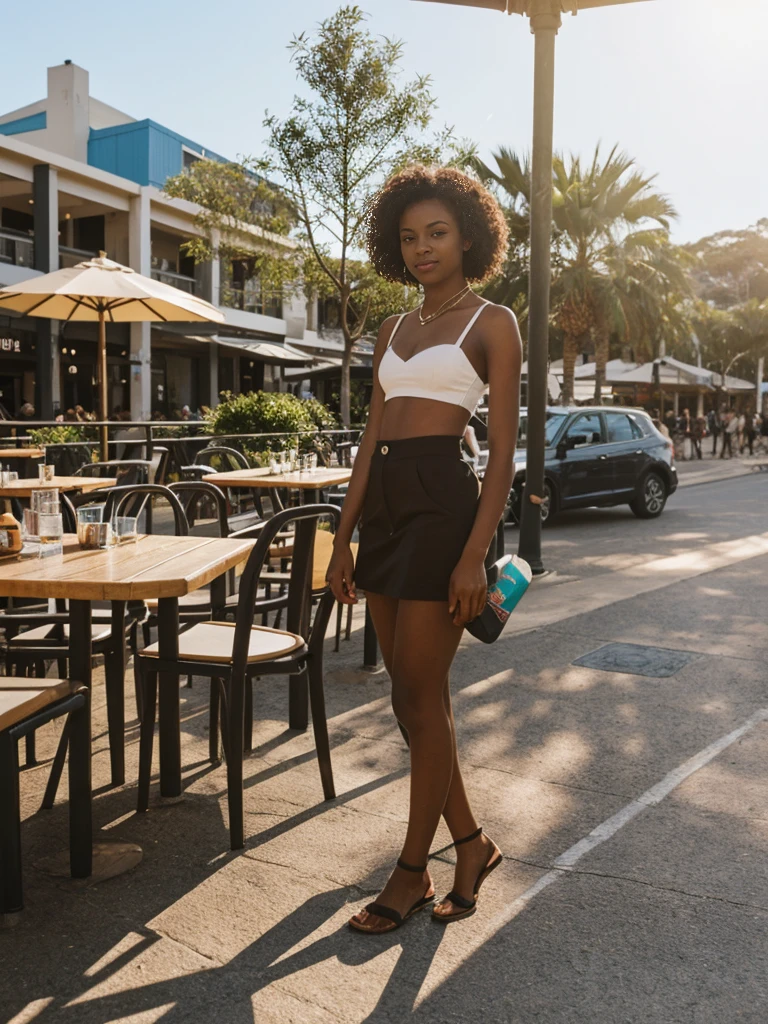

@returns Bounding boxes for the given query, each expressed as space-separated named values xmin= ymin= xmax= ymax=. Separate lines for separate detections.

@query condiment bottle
xmin=0 ymin=511 xmax=23 ymax=555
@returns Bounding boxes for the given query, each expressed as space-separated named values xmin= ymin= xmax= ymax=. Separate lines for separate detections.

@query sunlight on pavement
xmin=6 ymin=999 xmax=54 ymax=1024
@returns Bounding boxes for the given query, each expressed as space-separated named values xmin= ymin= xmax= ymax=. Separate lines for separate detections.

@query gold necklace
xmin=418 ymin=284 xmax=473 ymax=326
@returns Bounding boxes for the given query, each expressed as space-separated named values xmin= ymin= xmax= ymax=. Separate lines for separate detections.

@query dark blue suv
xmin=510 ymin=406 xmax=678 ymax=524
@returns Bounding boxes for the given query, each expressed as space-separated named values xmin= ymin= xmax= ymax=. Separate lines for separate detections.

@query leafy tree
xmin=264 ymin=5 xmax=465 ymax=424
xmin=163 ymin=157 xmax=299 ymax=296
xmin=685 ymin=220 xmax=768 ymax=308
xmin=476 ymin=145 xmax=692 ymax=403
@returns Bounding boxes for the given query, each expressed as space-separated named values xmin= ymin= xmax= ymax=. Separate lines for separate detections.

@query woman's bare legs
xmin=351 ymin=592 xmax=476 ymax=930
xmin=432 ymin=681 xmax=500 ymax=918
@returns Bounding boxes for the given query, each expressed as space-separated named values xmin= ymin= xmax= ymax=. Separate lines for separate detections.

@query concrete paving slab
xmin=409 ymin=872 xmax=768 ymax=1024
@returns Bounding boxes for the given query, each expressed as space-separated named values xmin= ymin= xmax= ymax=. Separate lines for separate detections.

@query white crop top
xmin=378 ymin=301 xmax=490 ymax=413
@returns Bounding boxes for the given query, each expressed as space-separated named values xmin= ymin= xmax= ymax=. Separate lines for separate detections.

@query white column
xmin=128 ymin=188 xmax=152 ymax=419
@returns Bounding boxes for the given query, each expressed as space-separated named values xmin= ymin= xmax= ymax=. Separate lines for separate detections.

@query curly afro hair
xmin=365 ymin=164 xmax=509 ymax=285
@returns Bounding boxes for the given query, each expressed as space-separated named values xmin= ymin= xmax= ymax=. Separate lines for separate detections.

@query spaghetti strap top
xmin=377 ymin=300 xmax=490 ymax=412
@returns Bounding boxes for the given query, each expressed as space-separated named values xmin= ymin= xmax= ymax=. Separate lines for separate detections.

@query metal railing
xmin=0 ymin=229 xmax=34 ymax=268
xmin=59 ymin=246 xmax=96 ymax=269
xmin=150 ymin=269 xmax=197 ymax=294
xmin=0 ymin=421 xmax=363 ymax=480
xmin=219 ymin=285 xmax=282 ymax=319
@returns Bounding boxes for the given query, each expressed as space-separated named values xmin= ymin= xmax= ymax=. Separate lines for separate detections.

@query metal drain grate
xmin=572 ymin=642 xmax=699 ymax=678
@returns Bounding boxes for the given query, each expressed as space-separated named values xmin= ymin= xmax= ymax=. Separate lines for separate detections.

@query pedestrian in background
xmin=740 ymin=408 xmax=755 ymax=456
xmin=720 ymin=410 xmax=738 ymax=458
xmin=707 ymin=407 xmax=719 ymax=456
xmin=692 ymin=416 xmax=705 ymax=459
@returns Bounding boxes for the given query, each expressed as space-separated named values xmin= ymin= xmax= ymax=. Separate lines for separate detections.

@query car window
xmin=605 ymin=413 xmax=635 ymax=443
xmin=566 ymin=414 xmax=603 ymax=446
xmin=517 ymin=412 xmax=567 ymax=448
xmin=629 ymin=414 xmax=651 ymax=438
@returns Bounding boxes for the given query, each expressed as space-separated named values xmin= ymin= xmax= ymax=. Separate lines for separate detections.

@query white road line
xmin=485 ymin=706 xmax=768 ymax=937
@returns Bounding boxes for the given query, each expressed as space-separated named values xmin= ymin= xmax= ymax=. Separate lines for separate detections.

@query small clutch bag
xmin=465 ymin=554 xmax=532 ymax=644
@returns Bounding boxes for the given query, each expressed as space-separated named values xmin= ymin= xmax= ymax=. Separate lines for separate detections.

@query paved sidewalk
xmin=3 ymin=477 xmax=768 ymax=1024
xmin=675 ymin=452 xmax=767 ymax=488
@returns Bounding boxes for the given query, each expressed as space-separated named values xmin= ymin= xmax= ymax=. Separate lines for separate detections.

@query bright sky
xmin=2 ymin=0 xmax=766 ymax=244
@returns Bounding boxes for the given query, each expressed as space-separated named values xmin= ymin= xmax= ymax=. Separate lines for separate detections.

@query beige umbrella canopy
xmin=0 ymin=252 xmax=225 ymax=458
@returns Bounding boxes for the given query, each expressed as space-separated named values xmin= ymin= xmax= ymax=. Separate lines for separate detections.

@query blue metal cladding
xmin=88 ymin=119 xmax=229 ymax=187
xmin=0 ymin=111 xmax=47 ymax=135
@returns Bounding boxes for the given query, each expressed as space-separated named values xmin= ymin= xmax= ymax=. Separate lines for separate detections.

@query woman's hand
xmin=325 ymin=541 xmax=358 ymax=605
xmin=448 ymin=555 xmax=487 ymax=627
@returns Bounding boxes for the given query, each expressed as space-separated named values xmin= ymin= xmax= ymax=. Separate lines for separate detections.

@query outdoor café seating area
xmin=0 ymin=429 xmax=362 ymax=922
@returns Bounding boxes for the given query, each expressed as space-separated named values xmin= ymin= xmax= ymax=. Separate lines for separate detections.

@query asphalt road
xmin=512 ymin=471 xmax=768 ymax=581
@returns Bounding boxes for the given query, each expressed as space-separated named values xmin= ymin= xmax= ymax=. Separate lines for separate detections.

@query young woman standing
xmin=325 ymin=165 xmax=522 ymax=934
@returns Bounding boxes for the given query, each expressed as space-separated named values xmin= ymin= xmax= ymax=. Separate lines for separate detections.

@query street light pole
xmin=517 ymin=3 xmax=560 ymax=574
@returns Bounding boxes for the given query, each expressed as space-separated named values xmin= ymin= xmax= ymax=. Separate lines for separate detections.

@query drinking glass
xmin=38 ymin=513 xmax=63 ymax=557
xmin=77 ymin=505 xmax=109 ymax=549
xmin=38 ymin=464 xmax=55 ymax=483
xmin=32 ymin=489 xmax=60 ymax=516
xmin=112 ymin=516 xmax=138 ymax=545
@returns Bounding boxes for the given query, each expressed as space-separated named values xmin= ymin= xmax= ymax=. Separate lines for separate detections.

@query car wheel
xmin=630 ymin=471 xmax=667 ymax=519
xmin=509 ymin=481 xmax=556 ymax=525
xmin=540 ymin=481 xmax=556 ymax=525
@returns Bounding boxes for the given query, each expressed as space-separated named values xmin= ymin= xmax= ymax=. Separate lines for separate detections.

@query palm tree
xmin=476 ymin=145 xmax=690 ymax=403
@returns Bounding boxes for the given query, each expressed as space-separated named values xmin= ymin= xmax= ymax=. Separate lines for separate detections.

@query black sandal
xmin=432 ymin=827 xmax=503 ymax=923
xmin=349 ymin=858 xmax=435 ymax=934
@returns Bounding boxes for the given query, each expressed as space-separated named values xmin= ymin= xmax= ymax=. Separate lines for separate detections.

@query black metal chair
xmin=75 ymin=460 xmax=152 ymax=487
xmin=0 ymin=677 xmax=90 ymax=917
xmin=103 ymin=483 xmax=189 ymax=536
xmin=134 ymin=504 xmax=340 ymax=850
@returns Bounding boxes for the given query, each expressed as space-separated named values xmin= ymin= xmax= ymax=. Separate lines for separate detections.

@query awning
xmin=214 ymin=335 xmax=310 ymax=365
xmin=283 ymin=351 xmax=374 ymax=382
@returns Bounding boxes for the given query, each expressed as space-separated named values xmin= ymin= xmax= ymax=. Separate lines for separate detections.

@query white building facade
xmin=0 ymin=61 xmax=319 ymax=419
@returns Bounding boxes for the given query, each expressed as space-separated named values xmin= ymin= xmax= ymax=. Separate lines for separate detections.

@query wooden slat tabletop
xmin=0 ymin=534 xmax=255 ymax=601
xmin=203 ymin=467 xmax=352 ymax=490
xmin=0 ymin=476 xmax=117 ymax=498
xmin=0 ymin=448 xmax=45 ymax=459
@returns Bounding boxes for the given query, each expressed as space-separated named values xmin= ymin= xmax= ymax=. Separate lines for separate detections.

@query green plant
xmin=28 ymin=425 xmax=89 ymax=445
xmin=302 ymin=397 xmax=338 ymax=431
xmin=206 ymin=391 xmax=337 ymax=462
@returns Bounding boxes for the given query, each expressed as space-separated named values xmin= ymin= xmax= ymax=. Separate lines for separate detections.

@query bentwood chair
xmin=134 ymin=503 xmax=340 ymax=850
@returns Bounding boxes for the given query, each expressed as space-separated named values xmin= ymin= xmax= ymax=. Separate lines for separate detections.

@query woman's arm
xmin=448 ymin=306 xmax=522 ymax=626
xmin=324 ymin=317 xmax=399 ymax=605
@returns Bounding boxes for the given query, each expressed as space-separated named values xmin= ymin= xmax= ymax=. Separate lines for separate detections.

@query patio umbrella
xmin=0 ymin=253 xmax=225 ymax=458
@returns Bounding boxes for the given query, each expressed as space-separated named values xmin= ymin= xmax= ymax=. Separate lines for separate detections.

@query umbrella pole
xmin=98 ymin=309 xmax=109 ymax=462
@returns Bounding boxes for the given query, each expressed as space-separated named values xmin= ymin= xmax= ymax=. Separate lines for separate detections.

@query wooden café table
xmin=0 ymin=533 xmax=255 ymax=877
xmin=0 ymin=448 xmax=45 ymax=461
xmin=202 ymin=466 xmax=353 ymax=506
xmin=0 ymin=476 xmax=117 ymax=500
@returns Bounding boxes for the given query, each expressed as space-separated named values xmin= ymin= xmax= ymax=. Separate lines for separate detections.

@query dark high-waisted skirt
xmin=354 ymin=435 xmax=481 ymax=602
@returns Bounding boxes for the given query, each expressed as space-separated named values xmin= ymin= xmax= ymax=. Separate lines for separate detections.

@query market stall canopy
xmin=574 ymin=359 xmax=638 ymax=382
xmin=616 ymin=357 xmax=714 ymax=389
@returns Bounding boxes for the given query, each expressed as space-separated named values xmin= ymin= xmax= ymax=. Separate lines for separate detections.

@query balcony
xmin=0 ymin=231 xmax=97 ymax=272
xmin=151 ymin=268 xmax=197 ymax=295
xmin=59 ymin=246 xmax=96 ymax=270
xmin=220 ymin=284 xmax=282 ymax=320
xmin=0 ymin=229 xmax=34 ymax=269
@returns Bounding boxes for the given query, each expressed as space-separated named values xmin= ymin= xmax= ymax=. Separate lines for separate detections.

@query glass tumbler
xmin=77 ymin=505 xmax=109 ymax=549
xmin=112 ymin=516 xmax=138 ymax=545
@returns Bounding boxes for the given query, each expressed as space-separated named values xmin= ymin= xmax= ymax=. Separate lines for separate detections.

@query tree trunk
xmin=561 ymin=334 xmax=578 ymax=405
xmin=593 ymin=323 xmax=610 ymax=404
xmin=339 ymin=287 xmax=352 ymax=427
xmin=340 ymin=343 xmax=352 ymax=427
